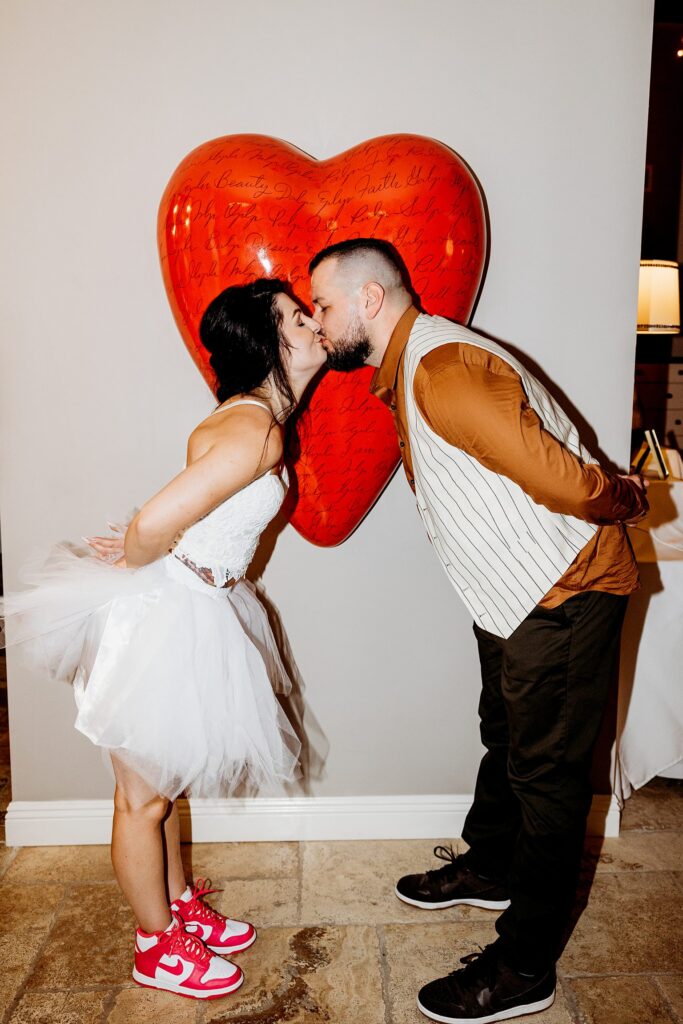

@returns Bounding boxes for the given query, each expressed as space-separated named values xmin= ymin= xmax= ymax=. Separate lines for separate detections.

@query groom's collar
xmin=369 ymin=305 xmax=420 ymax=404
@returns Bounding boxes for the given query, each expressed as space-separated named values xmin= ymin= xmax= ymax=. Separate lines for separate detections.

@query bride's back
xmin=173 ymin=398 xmax=288 ymax=586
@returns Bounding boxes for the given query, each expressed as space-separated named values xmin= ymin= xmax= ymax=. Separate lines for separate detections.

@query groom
xmin=309 ymin=238 xmax=647 ymax=1024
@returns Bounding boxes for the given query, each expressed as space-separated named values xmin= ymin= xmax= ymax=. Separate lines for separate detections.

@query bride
xmin=1 ymin=278 xmax=326 ymax=999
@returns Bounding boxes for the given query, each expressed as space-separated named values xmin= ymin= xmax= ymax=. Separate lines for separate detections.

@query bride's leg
xmin=162 ymin=802 xmax=189 ymax=903
xmin=111 ymin=754 xmax=173 ymax=933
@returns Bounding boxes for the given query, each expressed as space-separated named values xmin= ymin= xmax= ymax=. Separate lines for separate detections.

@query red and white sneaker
xmin=171 ymin=878 xmax=257 ymax=955
xmin=133 ymin=913 xmax=243 ymax=999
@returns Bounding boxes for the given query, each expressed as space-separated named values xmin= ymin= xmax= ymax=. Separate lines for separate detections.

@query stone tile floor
xmin=0 ymin=658 xmax=682 ymax=1022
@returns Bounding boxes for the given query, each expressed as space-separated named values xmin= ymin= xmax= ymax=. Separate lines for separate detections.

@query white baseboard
xmin=4 ymin=793 xmax=621 ymax=846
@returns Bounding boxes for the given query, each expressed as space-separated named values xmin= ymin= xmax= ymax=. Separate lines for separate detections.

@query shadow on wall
xmin=614 ymin=560 xmax=664 ymax=775
xmin=478 ymin=331 xmax=627 ymax=475
xmin=256 ymin=577 xmax=330 ymax=795
xmin=245 ymin=456 xmax=329 ymax=791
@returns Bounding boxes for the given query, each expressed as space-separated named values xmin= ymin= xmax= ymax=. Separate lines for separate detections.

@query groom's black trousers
xmin=461 ymin=589 xmax=628 ymax=972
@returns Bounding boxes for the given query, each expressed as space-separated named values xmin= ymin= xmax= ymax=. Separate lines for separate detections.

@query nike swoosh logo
xmin=157 ymin=955 xmax=194 ymax=984
xmin=498 ymin=979 xmax=553 ymax=1006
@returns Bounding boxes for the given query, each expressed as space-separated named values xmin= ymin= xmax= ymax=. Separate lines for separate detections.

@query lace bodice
xmin=172 ymin=400 xmax=288 ymax=586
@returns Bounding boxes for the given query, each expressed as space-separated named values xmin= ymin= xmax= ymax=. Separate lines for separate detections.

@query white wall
xmin=0 ymin=0 xmax=653 ymax=804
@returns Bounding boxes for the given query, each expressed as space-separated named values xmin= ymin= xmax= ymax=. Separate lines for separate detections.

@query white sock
xmin=173 ymin=885 xmax=193 ymax=905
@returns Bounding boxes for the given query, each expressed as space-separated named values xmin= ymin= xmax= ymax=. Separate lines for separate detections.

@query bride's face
xmin=275 ymin=293 xmax=327 ymax=378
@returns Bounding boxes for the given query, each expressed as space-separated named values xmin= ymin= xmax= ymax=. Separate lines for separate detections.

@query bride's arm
xmin=124 ymin=420 xmax=282 ymax=569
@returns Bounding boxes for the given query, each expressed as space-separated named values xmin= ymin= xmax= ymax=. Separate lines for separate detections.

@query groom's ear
xmin=363 ymin=281 xmax=385 ymax=321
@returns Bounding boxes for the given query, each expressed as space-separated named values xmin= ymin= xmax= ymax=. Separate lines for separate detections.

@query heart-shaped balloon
xmin=158 ymin=134 xmax=487 ymax=545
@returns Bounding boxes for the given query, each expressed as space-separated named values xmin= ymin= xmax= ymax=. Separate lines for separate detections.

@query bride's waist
xmin=165 ymin=553 xmax=239 ymax=592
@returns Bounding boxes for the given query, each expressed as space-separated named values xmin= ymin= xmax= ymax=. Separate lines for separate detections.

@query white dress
xmin=0 ymin=399 xmax=300 ymax=800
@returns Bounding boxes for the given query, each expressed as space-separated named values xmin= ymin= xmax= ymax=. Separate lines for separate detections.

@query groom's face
xmin=310 ymin=259 xmax=372 ymax=372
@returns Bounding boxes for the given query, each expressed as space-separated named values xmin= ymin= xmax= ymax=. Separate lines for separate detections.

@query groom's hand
xmin=618 ymin=474 xmax=649 ymax=525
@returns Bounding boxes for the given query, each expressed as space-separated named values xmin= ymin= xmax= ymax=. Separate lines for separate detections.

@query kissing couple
xmin=1 ymin=238 xmax=647 ymax=1023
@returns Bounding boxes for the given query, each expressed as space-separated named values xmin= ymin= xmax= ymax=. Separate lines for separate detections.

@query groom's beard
xmin=324 ymin=313 xmax=372 ymax=372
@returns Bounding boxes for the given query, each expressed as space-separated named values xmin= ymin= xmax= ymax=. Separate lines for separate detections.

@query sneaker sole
xmin=208 ymin=928 xmax=257 ymax=955
xmin=416 ymin=991 xmax=555 ymax=1023
xmin=395 ymin=886 xmax=511 ymax=911
xmin=132 ymin=967 xmax=244 ymax=999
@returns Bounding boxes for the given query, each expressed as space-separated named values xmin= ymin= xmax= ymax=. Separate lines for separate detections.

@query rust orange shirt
xmin=370 ymin=307 xmax=643 ymax=607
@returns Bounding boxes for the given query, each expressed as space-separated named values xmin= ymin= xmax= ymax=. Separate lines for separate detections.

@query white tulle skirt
xmin=0 ymin=545 xmax=301 ymax=800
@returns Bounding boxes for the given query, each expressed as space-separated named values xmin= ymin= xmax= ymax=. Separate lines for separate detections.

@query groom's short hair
xmin=308 ymin=238 xmax=408 ymax=293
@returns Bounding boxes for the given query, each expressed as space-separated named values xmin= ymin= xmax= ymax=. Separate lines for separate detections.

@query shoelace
xmin=186 ymin=878 xmax=226 ymax=924
xmin=450 ymin=944 xmax=499 ymax=987
xmin=426 ymin=844 xmax=460 ymax=878
xmin=167 ymin=910 xmax=212 ymax=965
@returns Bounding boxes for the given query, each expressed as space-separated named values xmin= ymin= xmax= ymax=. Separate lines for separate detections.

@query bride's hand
xmin=84 ymin=522 xmax=126 ymax=561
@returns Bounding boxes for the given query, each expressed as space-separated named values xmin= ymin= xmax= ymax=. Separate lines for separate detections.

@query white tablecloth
xmin=616 ymin=477 xmax=683 ymax=800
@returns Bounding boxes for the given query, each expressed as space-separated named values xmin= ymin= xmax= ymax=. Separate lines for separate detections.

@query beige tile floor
xmin=1 ymin=660 xmax=682 ymax=1023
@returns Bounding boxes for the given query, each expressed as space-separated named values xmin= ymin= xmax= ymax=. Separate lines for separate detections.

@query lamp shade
xmin=637 ymin=260 xmax=680 ymax=334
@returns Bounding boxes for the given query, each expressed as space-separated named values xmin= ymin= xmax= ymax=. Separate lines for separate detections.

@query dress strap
xmin=212 ymin=398 xmax=274 ymax=416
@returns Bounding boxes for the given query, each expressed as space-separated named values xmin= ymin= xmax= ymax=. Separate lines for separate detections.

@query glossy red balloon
xmin=158 ymin=134 xmax=487 ymax=546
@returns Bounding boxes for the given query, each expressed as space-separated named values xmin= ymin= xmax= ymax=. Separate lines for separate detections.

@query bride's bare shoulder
xmin=186 ymin=402 xmax=283 ymax=466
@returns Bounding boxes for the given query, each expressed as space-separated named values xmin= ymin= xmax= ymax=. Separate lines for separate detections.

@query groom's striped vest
xmin=403 ymin=314 xmax=598 ymax=639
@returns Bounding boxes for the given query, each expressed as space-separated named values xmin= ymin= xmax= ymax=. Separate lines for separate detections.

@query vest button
xmin=409 ymin=478 xmax=415 ymax=486
xmin=390 ymin=402 xmax=397 ymax=411
xmin=399 ymin=440 xmax=405 ymax=449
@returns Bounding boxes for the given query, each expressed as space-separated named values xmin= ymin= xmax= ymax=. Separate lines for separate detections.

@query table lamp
xmin=637 ymin=260 xmax=680 ymax=334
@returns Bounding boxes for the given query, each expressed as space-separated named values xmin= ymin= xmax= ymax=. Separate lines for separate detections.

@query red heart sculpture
xmin=158 ymin=134 xmax=487 ymax=546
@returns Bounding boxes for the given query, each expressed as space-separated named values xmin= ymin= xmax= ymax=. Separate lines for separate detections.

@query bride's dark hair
xmin=199 ymin=278 xmax=296 ymax=408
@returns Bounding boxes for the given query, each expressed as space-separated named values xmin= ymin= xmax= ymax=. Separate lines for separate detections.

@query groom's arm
xmin=413 ymin=344 xmax=647 ymax=525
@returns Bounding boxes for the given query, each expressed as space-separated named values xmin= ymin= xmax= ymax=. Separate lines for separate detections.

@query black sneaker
xmin=395 ymin=846 xmax=511 ymax=911
xmin=417 ymin=943 xmax=556 ymax=1023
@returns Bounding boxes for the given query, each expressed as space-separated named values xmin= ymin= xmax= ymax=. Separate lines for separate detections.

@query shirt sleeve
xmin=413 ymin=346 xmax=647 ymax=525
